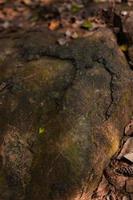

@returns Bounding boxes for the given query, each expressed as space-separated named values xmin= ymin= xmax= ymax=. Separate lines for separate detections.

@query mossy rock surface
xmin=0 ymin=28 xmax=133 ymax=200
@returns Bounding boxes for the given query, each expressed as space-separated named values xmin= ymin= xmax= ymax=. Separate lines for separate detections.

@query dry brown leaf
xmin=57 ymin=37 xmax=68 ymax=45
xmin=117 ymin=138 xmax=133 ymax=160
xmin=104 ymin=162 xmax=128 ymax=191
xmin=22 ymin=0 xmax=32 ymax=5
xmin=122 ymin=196 xmax=130 ymax=200
xmin=124 ymin=153 xmax=133 ymax=163
xmin=125 ymin=120 xmax=133 ymax=136
xmin=48 ymin=20 xmax=60 ymax=31
xmin=126 ymin=178 xmax=133 ymax=193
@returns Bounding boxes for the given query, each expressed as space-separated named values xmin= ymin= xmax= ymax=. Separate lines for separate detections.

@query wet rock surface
xmin=0 ymin=27 xmax=133 ymax=200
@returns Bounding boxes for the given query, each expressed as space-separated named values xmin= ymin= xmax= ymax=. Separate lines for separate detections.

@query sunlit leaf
xmin=39 ymin=127 xmax=45 ymax=135
xmin=48 ymin=20 xmax=60 ymax=31
xmin=81 ymin=20 xmax=93 ymax=30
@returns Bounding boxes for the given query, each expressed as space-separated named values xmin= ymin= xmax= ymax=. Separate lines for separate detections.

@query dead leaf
xmin=81 ymin=20 xmax=93 ymax=30
xmin=105 ymin=161 xmax=128 ymax=191
xmin=71 ymin=32 xmax=78 ymax=39
xmin=57 ymin=37 xmax=68 ymax=45
xmin=71 ymin=3 xmax=84 ymax=14
xmin=124 ymin=153 xmax=133 ymax=163
xmin=115 ymin=166 xmax=133 ymax=177
xmin=65 ymin=29 xmax=72 ymax=37
xmin=117 ymin=138 xmax=133 ymax=160
xmin=126 ymin=178 xmax=133 ymax=193
xmin=122 ymin=196 xmax=129 ymax=200
xmin=65 ymin=30 xmax=78 ymax=39
xmin=22 ymin=0 xmax=33 ymax=5
xmin=48 ymin=20 xmax=60 ymax=31
xmin=125 ymin=120 xmax=133 ymax=136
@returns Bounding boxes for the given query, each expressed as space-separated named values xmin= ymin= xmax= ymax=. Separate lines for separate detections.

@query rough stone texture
xmin=123 ymin=11 xmax=133 ymax=42
xmin=128 ymin=46 xmax=133 ymax=63
xmin=0 ymin=28 xmax=133 ymax=200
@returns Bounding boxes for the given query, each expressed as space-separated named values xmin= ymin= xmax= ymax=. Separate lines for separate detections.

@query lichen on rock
xmin=0 ymin=27 xmax=133 ymax=200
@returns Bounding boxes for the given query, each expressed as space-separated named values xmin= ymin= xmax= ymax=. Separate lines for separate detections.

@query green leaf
xmin=81 ymin=20 xmax=93 ymax=30
xmin=39 ymin=127 xmax=45 ymax=135
xmin=71 ymin=3 xmax=84 ymax=14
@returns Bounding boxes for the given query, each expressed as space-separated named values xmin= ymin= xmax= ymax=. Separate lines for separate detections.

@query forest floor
xmin=0 ymin=0 xmax=133 ymax=64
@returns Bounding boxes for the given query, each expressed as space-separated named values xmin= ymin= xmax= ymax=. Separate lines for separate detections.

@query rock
xmin=123 ymin=11 xmax=133 ymax=42
xmin=128 ymin=46 xmax=133 ymax=63
xmin=92 ymin=175 xmax=109 ymax=199
xmin=0 ymin=28 xmax=133 ymax=200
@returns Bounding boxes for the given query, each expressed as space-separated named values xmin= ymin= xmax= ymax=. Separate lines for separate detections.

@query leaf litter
xmin=92 ymin=119 xmax=133 ymax=200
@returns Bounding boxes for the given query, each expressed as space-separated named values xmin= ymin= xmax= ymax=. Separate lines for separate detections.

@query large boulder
xmin=0 ymin=28 xmax=132 ymax=200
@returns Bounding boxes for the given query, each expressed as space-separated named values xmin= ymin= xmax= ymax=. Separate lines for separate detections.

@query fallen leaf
xmin=48 ymin=20 xmax=60 ymax=31
xmin=57 ymin=37 xmax=68 ymax=45
xmin=121 ymin=11 xmax=128 ymax=16
xmin=71 ymin=3 xmax=84 ymax=14
xmin=65 ymin=30 xmax=78 ymax=39
xmin=81 ymin=20 xmax=93 ymax=30
xmin=122 ymin=196 xmax=129 ymax=200
xmin=115 ymin=166 xmax=133 ymax=177
xmin=71 ymin=32 xmax=78 ymax=39
xmin=126 ymin=178 xmax=133 ymax=193
xmin=117 ymin=138 xmax=133 ymax=160
xmin=2 ymin=21 xmax=10 ymax=29
xmin=22 ymin=0 xmax=32 ymax=5
xmin=124 ymin=153 xmax=133 ymax=163
xmin=125 ymin=120 xmax=133 ymax=136
xmin=39 ymin=127 xmax=45 ymax=135
xmin=65 ymin=29 xmax=72 ymax=37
